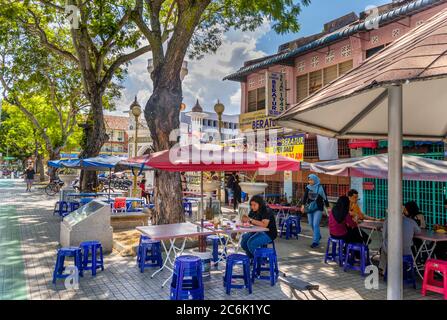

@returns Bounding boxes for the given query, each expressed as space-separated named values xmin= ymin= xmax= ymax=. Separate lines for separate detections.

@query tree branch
xmin=100 ymin=45 xmax=152 ymax=92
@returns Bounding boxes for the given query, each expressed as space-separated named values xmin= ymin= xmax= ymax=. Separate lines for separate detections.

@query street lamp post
xmin=130 ymin=96 xmax=142 ymax=197
xmin=214 ymin=100 xmax=225 ymax=203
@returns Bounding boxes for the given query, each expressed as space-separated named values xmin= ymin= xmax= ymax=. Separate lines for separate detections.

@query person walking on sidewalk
xmin=301 ymin=174 xmax=329 ymax=248
xmin=23 ymin=164 xmax=36 ymax=192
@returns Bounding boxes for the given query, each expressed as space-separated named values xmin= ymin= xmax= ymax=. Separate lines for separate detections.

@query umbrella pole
xmin=109 ymin=168 xmax=111 ymax=201
xmin=387 ymin=85 xmax=403 ymax=300
xmin=200 ymin=171 xmax=204 ymax=221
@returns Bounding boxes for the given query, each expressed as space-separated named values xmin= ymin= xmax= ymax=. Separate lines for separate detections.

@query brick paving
xmin=0 ymin=179 xmax=442 ymax=300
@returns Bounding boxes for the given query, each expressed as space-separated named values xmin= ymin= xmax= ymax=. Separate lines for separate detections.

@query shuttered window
xmin=247 ymin=87 xmax=266 ymax=112
xmin=296 ymin=75 xmax=309 ymax=102
xmin=309 ymin=70 xmax=322 ymax=95
xmin=339 ymin=60 xmax=353 ymax=75
xmin=323 ymin=65 xmax=338 ymax=85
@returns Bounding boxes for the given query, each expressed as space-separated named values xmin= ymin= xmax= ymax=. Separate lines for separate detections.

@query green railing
xmin=362 ymin=146 xmax=446 ymax=230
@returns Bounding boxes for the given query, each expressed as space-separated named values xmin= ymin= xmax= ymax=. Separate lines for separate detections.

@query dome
xmin=191 ymin=99 xmax=203 ymax=113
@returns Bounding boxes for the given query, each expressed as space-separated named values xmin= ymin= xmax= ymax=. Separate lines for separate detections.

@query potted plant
xmin=239 ymin=172 xmax=268 ymax=201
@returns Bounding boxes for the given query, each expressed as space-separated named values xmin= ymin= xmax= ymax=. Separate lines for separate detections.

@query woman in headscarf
xmin=301 ymin=174 xmax=329 ymax=248
xmin=329 ymin=196 xmax=367 ymax=244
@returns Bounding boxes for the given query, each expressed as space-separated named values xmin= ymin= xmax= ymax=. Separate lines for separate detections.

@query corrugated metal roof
xmin=223 ymin=0 xmax=445 ymax=82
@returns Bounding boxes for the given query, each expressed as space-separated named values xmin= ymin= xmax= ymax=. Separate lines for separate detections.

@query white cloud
xmin=107 ymin=20 xmax=271 ymax=117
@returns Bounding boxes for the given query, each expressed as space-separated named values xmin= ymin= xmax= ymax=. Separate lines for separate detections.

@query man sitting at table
xmin=348 ymin=189 xmax=377 ymax=222
xmin=240 ymin=195 xmax=277 ymax=258
xmin=379 ymin=206 xmax=421 ymax=274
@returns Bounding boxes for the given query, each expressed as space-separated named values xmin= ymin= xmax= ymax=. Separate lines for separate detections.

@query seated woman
xmin=240 ymin=195 xmax=277 ymax=258
xmin=329 ymin=196 xmax=369 ymax=244
xmin=379 ymin=206 xmax=421 ymax=273
xmin=347 ymin=189 xmax=377 ymax=222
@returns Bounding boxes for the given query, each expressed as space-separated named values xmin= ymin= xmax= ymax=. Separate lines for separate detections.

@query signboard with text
xmin=266 ymin=134 xmax=305 ymax=162
xmin=265 ymin=71 xmax=286 ymax=117
xmin=239 ymin=110 xmax=280 ymax=132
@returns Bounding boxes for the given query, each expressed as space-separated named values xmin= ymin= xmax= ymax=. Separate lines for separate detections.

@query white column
xmin=387 ymin=85 xmax=403 ymax=300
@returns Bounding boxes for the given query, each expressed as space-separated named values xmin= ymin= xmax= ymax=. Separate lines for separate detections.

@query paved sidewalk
xmin=0 ymin=179 xmax=442 ymax=300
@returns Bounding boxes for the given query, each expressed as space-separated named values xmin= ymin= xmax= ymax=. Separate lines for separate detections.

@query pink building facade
xmin=225 ymin=0 xmax=447 ymax=201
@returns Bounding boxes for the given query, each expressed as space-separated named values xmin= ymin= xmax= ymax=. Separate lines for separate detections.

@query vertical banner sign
xmin=266 ymin=71 xmax=286 ymax=116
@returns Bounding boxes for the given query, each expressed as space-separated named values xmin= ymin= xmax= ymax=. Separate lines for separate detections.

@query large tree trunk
xmin=35 ymin=153 xmax=45 ymax=182
xmin=146 ymin=81 xmax=184 ymax=225
xmin=47 ymin=150 xmax=61 ymax=181
xmin=79 ymin=94 xmax=108 ymax=192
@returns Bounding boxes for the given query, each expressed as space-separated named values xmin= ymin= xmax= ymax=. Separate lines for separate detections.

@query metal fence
xmin=362 ymin=146 xmax=446 ymax=229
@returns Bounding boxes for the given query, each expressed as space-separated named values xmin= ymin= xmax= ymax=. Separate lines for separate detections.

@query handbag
xmin=304 ymin=186 xmax=320 ymax=214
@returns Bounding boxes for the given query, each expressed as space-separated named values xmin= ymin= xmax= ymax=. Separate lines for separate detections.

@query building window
xmin=341 ymin=45 xmax=352 ymax=57
xmin=309 ymin=70 xmax=322 ymax=95
xmin=295 ymin=60 xmax=353 ymax=102
xmin=297 ymin=61 xmax=305 ymax=73
xmin=296 ymin=74 xmax=309 ymax=102
xmin=247 ymin=87 xmax=266 ymax=112
xmin=311 ymin=56 xmax=319 ymax=68
xmin=117 ymin=131 xmax=125 ymax=142
xmin=323 ymin=65 xmax=338 ymax=86
xmin=338 ymin=60 xmax=353 ymax=75
xmin=325 ymin=50 xmax=335 ymax=63
xmin=366 ymin=45 xmax=385 ymax=59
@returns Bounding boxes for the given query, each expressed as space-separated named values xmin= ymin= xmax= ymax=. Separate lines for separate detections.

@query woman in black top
xmin=23 ymin=164 xmax=36 ymax=192
xmin=240 ymin=195 xmax=277 ymax=258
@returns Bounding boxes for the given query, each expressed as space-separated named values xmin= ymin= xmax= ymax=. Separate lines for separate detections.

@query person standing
xmin=232 ymin=174 xmax=242 ymax=212
xmin=301 ymin=174 xmax=329 ymax=248
xmin=23 ymin=164 xmax=36 ymax=192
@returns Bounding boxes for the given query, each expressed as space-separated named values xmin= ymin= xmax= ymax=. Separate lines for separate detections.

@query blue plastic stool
xmin=183 ymin=201 xmax=193 ymax=217
xmin=136 ymin=234 xmax=152 ymax=264
xmin=52 ymin=247 xmax=83 ymax=284
xmin=53 ymin=201 xmax=69 ymax=217
xmin=139 ymin=240 xmax=162 ymax=273
xmin=80 ymin=241 xmax=104 ymax=276
xmin=384 ymin=255 xmax=416 ymax=288
xmin=170 ymin=255 xmax=204 ymax=300
xmin=223 ymin=254 xmax=252 ymax=295
xmin=252 ymin=248 xmax=279 ymax=286
xmin=207 ymin=234 xmax=227 ymax=268
xmin=280 ymin=215 xmax=301 ymax=240
xmin=343 ymin=243 xmax=370 ymax=276
xmin=324 ymin=237 xmax=345 ymax=266
xmin=80 ymin=198 xmax=94 ymax=206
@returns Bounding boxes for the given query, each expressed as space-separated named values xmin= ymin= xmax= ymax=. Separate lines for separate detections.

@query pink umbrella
xmin=132 ymin=144 xmax=301 ymax=172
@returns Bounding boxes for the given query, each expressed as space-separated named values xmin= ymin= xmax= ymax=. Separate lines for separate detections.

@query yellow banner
xmin=239 ymin=110 xmax=280 ymax=132
xmin=266 ymin=134 xmax=305 ymax=162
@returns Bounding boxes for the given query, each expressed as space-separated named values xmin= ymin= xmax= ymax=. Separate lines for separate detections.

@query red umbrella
xmin=141 ymin=144 xmax=301 ymax=172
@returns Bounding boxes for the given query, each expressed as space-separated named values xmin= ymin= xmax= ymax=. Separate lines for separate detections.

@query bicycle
xmin=45 ymin=179 xmax=65 ymax=196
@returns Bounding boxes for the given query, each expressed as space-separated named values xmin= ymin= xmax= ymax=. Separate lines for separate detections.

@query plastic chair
xmin=79 ymin=240 xmax=104 ymax=276
xmin=384 ymin=255 xmax=416 ymax=288
xmin=324 ymin=237 xmax=345 ymax=266
xmin=138 ymin=240 xmax=162 ymax=273
xmin=343 ymin=243 xmax=370 ymax=276
xmin=207 ymin=234 xmax=227 ymax=268
xmin=280 ymin=215 xmax=301 ymax=240
xmin=252 ymin=248 xmax=279 ymax=286
xmin=112 ymin=197 xmax=127 ymax=213
xmin=223 ymin=254 xmax=252 ymax=295
xmin=170 ymin=255 xmax=204 ymax=300
xmin=52 ymin=247 xmax=83 ymax=284
xmin=183 ymin=201 xmax=193 ymax=217
xmin=422 ymin=259 xmax=447 ymax=299
xmin=53 ymin=201 xmax=69 ymax=217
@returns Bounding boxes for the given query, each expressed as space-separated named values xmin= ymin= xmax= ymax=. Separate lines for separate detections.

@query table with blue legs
xmin=193 ymin=219 xmax=269 ymax=267
xmin=137 ymin=222 xmax=215 ymax=287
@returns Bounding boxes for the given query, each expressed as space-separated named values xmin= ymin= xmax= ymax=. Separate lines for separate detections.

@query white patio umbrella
xmin=277 ymin=8 xmax=447 ymax=300
xmin=309 ymin=154 xmax=447 ymax=182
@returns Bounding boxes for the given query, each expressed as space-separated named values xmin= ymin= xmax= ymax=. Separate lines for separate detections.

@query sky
xmin=112 ymin=0 xmax=391 ymax=117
